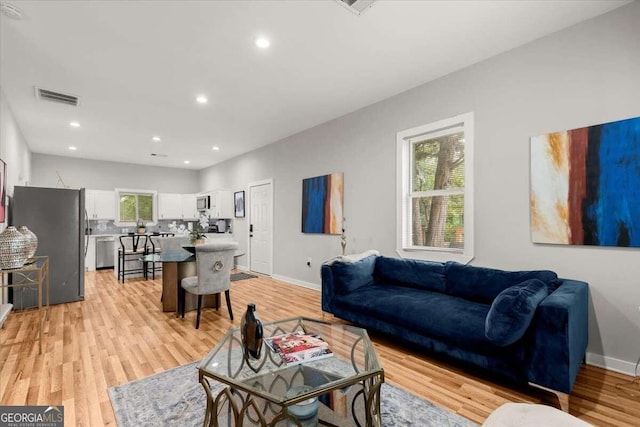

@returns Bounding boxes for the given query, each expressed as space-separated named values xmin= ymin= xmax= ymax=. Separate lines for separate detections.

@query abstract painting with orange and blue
xmin=302 ymin=173 xmax=343 ymax=234
xmin=530 ymin=116 xmax=640 ymax=247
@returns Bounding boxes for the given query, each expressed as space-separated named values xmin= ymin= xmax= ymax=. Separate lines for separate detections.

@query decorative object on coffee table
xmin=287 ymin=385 xmax=319 ymax=425
xmin=241 ymin=303 xmax=263 ymax=361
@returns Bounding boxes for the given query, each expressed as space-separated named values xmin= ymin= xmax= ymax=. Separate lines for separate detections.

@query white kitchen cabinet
xmin=159 ymin=193 xmax=198 ymax=220
xmin=85 ymin=191 xmax=96 ymax=217
xmin=158 ymin=193 xmax=182 ymax=219
xmin=181 ymin=194 xmax=198 ymax=220
xmin=86 ymin=190 xmax=116 ymax=219
xmin=94 ymin=191 xmax=116 ymax=219
xmin=210 ymin=190 xmax=233 ymax=218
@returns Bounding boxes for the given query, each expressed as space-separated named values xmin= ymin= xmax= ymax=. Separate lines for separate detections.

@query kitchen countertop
xmin=87 ymin=232 xmax=234 ymax=238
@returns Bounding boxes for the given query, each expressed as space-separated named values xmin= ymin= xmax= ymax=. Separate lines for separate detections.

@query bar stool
xmin=146 ymin=232 xmax=175 ymax=279
xmin=117 ymin=234 xmax=149 ymax=283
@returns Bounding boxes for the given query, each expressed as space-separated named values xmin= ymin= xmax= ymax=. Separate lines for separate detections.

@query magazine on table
xmin=264 ymin=331 xmax=334 ymax=365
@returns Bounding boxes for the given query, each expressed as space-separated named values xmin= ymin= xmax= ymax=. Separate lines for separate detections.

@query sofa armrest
xmin=527 ymin=279 xmax=589 ymax=393
xmin=321 ymin=264 xmax=337 ymax=313
xmin=321 ymin=253 xmax=378 ymax=313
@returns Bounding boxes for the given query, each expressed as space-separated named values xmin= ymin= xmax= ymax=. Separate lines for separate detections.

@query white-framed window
xmin=396 ymin=112 xmax=474 ymax=264
xmin=115 ymin=188 xmax=157 ymax=226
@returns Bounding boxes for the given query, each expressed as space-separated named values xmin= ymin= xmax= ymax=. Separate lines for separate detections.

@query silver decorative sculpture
xmin=0 ymin=226 xmax=29 ymax=268
xmin=340 ymin=218 xmax=346 ymax=255
xmin=18 ymin=225 xmax=38 ymax=259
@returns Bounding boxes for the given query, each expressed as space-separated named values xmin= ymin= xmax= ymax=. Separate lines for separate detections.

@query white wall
xmin=0 ymin=87 xmax=32 ymax=222
xmin=0 ymin=87 xmax=32 ymax=306
xmin=31 ymin=153 xmax=198 ymax=193
xmin=200 ymin=2 xmax=640 ymax=374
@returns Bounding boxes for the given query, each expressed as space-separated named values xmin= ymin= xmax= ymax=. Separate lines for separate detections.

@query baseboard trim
xmin=271 ymin=274 xmax=320 ymax=292
xmin=586 ymin=351 xmax=638 ymax=376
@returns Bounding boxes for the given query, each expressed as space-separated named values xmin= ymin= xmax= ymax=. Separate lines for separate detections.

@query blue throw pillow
xmin=445 ymin=261 xmax=558 ymax=304
xmin=485 ymin=278 xmax=549 ymax=346
xmin=331 ymin=255 xmax=377 ymax=294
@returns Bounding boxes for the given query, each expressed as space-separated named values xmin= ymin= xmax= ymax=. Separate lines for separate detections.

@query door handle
xmin=250 ymin=224 xmax=253 ymax=232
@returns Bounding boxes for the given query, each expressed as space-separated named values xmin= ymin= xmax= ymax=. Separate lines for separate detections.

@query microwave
xmin=196 ymin=195 xmax=210 ymax=211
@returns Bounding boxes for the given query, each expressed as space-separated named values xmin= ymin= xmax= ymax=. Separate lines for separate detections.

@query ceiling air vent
xmin=0 ymin=2 xmax=23 ymax=20
xmin=335 ymin=0 xmax=376 ymax=16
xmin=34 ymin=87 xmax=80 ymax=107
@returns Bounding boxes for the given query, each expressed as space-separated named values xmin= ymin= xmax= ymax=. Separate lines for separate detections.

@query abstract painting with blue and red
xmin=531 ymin=116 xmax=640 ymax=247
xmin=302 ymin=173 xmax=343 ymax=234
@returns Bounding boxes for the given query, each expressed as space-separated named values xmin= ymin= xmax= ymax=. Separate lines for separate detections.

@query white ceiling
xmin=0 ymin=0 xmax=631 ymax=170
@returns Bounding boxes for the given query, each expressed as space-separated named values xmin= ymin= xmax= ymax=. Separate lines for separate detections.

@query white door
xmin=249 ymin=181 xmax=272 ymax=275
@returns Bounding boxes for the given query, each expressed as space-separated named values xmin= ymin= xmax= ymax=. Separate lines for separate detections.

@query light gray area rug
xmin=108 ymin=362 xmax=477 ymax=426
xmin=231 ymin=272 xmax=258 ymax=281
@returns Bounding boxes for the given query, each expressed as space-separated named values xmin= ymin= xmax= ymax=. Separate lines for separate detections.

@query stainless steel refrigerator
xmin=11 ymin=186 xmax=85 ymax=307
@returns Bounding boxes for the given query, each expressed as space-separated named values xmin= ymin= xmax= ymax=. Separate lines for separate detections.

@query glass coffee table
xmin=199 ymin=317 xmax=384 ymax=426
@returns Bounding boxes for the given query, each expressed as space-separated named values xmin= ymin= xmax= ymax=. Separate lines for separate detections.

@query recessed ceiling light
xmin=184 ymin=160 xmax=190 ymax=164
xmin=152 ymin=136 xmax=161 ymax=142
xmin=69 ymin=121 xmax=80 ymax=128
xmin=255 ymin=37 xmax=270 ymax=49
xmin=212 ymin=146 xmax=220 ymax=151
xmin=196 ymin=95 xmax=208 ymax=104
xmin=68 ymin=146 xmax=77 ymax=151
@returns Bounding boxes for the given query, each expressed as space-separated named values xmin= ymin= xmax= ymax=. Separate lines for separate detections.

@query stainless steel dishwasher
xmin=95 ymin=236 xmax=115 ymax=269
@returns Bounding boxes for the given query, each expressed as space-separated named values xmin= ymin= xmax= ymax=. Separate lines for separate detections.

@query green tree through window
xmin=119 ymin=193 xmax=154 ymax=223
xmin=411 ymin=132 xmax=465 ymax=249
xmin=398 ymin=112 xmax=473 ymax=262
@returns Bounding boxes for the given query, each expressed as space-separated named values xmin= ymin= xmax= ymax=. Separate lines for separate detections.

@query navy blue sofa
xmin=321 ymin=253 xmax=588 ymax=410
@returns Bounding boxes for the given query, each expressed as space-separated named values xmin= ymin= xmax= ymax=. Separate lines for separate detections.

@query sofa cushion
xmin=374 ymin=256 xmax=446 ymax=293
xmin=331 ymin=254 xmax=377 ymax=294
xmin=485 ymin=279 xmax=549 ymax=346
xmin=445 ymin=262 xmax=559 ymax=304
xmin=335 ymin=285 xmax=495 ymax=350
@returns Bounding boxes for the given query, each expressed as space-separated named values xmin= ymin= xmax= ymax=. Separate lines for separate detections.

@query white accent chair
xmin=180 ymin=241 xmax=238 ymax=329
xmin=482 ymin=403 xmax=592 ymax=427
xmin=157 ymin=235 xmax=191 ymax=254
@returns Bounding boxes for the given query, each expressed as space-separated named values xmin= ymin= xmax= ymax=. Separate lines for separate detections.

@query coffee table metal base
xmin=200 ymin=372 xmax=383 ymax=427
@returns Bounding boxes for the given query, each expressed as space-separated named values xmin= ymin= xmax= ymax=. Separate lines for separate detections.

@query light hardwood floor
xmin=1 ymin=270 xmax=639 ymax=426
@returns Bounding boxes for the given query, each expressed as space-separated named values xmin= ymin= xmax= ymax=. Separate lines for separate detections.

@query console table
xmin=0 ymin=256 xmax=50 ymax=354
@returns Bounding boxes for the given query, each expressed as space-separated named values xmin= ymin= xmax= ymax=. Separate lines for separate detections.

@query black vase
xmin=241 ymin=303 xmax=263 ymax=359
